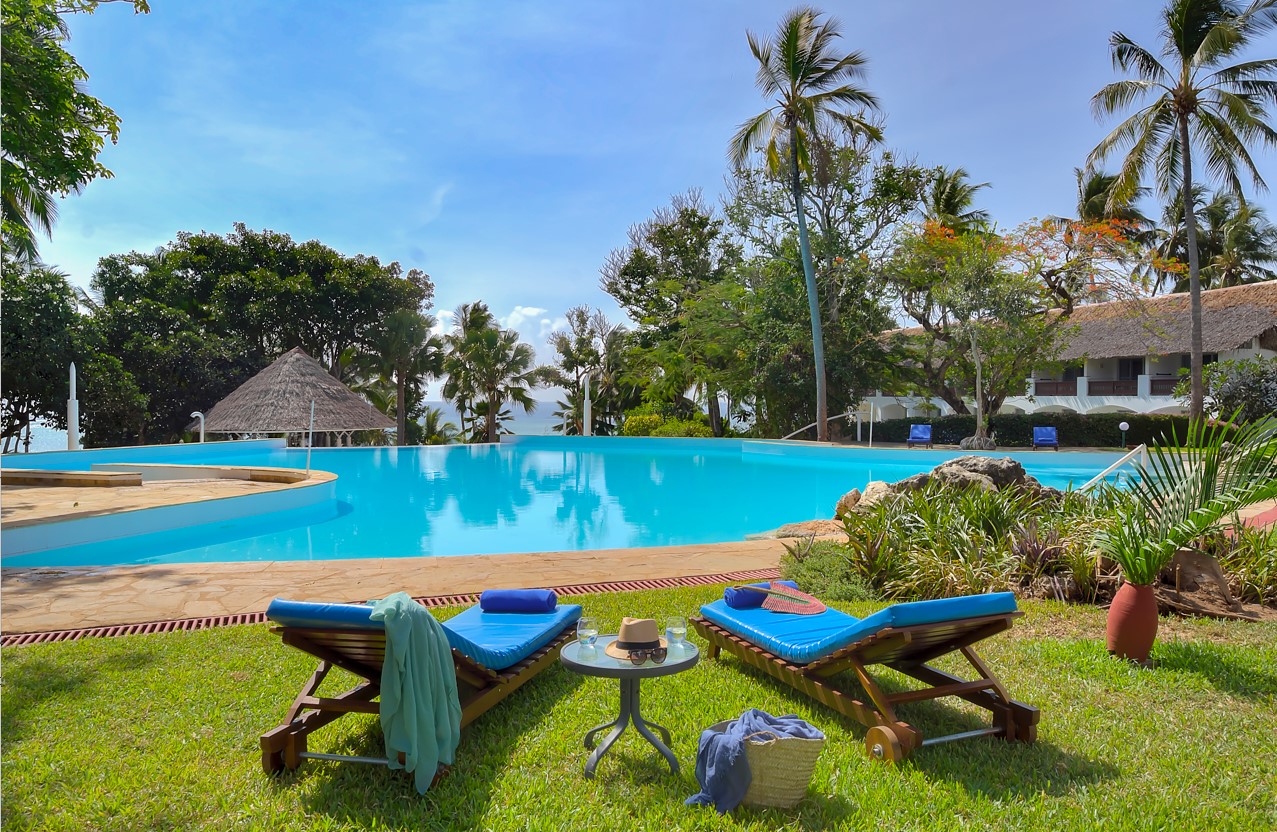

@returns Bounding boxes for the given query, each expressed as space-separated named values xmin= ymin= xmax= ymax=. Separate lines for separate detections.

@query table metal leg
xmin=582 ymin=676 xmax=680 ymax=777
xmin=628 ymin=678 xmax=679 ymax=774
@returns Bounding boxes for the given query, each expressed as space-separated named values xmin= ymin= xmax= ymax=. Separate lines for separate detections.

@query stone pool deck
xmin=0 ymin=539 xmax=790 ymax=634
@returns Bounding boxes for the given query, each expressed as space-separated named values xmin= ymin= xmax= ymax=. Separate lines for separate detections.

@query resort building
xmin=865 ymin=282 xmax=1277 ymax=420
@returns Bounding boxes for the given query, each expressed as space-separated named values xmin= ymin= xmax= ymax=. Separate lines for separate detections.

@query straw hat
xmin=604 ymin=617 xmax=667 ymax=660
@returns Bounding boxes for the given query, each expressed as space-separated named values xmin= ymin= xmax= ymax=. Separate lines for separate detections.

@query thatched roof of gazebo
xmin=197 ymin=347 xmax=393 ymax=434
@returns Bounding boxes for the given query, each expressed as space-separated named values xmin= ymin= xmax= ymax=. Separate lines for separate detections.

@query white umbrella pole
xmin=306 ymin=400 xmax=315 ymax=477
xmin=583 ymin=373 xmax=592 ymax=437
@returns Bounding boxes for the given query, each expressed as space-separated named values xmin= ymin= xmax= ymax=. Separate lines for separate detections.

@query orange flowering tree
xmin=884 ymin=219 xmax=1151 ymax=437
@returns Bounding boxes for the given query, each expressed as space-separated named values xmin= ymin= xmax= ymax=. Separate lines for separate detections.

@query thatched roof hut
xmin=198 ymin=347 xmax=393 ymax=435
xmin=1057 ymin=282 xmax=1277 ymax=361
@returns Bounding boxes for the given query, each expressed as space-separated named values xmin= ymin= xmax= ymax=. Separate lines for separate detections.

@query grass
xmin=3 ymin=585 xmax=1276 ymax=831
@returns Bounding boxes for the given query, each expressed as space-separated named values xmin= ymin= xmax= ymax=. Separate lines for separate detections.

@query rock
xmin=835 ymin=488 xmax=862 ymax=518
xmin=959 ymin=435 xmax=998 ymax=451
xmin=773 ymin=520 xmax=845 ymax=538
xmin=895 ymin=473 xmax=931 ymax=492
xmin=932 ymin=455 xmax=1029 ymax=490
xmin=932 ymin=467 xmax=996 ymax=492
xmin=858 ymin=480 xmax=895 ymax=509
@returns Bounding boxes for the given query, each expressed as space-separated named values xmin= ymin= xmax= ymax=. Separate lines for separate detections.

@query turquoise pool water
xmin=2 ymin=438 xmax=1119 ymax=567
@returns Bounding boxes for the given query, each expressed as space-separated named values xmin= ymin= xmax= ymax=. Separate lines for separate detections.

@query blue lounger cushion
xmin=266 ymin=598 xmax=584 ymax=671
xmin=723 ymin=580 xmax=800 ymax=610
xmin=700 ymin=592 xmax=1018 ymax=665
xmin=1033 ymin=427 xmax=1058 ymax=445
xmin=442 ymin=603 xmax=582 ymax=670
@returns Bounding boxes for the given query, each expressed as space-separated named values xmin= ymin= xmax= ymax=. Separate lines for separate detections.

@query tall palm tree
xmin=363 ymin=309 xmax=443 ymax=445
xmin=1088 ymin=0 xmax=1277 ymax=422
xmin=729 ymin=6 xmax=881 ymax=441
xmin=1071 ymin=168 xmax=1151 ymax=226
xmin=922 ymin=167 xmax=991 ymax=233
xmin=1149 ymin=187 xmax=1277 ymax=290
xmin=442 ymin=302 xmax=539 ymax=443
xmin=420 ymin=404 xmax=460 ymax=445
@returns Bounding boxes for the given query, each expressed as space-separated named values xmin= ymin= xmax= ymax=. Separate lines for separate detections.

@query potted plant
xmin=1094 ymin=416 xmax=1277 ymax=663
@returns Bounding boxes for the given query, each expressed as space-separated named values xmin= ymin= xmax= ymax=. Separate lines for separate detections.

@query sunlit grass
xmin=3 ymin=586 xmax=1275 ymax=831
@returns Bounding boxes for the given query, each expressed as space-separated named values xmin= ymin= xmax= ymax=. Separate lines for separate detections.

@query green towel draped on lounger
xmin=370 ymin=592 xmax=462 ymax=793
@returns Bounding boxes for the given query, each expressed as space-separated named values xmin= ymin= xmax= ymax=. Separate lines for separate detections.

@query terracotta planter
xmin=1106 ymin=582 xmax=1158 ymax=663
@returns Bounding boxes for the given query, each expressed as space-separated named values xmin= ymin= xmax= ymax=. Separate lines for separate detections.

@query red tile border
xmin=0 ymin=567 xmax=781 ymax=647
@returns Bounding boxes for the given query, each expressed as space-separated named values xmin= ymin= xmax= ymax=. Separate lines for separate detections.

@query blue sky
xmin=46 ymin=1 xmax=1276 ymax=368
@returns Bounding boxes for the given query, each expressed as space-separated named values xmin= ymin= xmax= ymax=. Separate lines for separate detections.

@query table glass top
xmin=560 ymin=635 xmax=699 ymax=676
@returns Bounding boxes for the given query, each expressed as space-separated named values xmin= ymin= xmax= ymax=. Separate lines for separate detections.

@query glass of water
xmin=666 ymin=616 xmax=687 ymax=655
xmin=576 ymin=617 xmax=599 ymax=653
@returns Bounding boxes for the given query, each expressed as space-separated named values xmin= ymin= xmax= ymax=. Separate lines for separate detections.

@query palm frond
xmin=1110 ymin=32 xmax=1171 ymax=82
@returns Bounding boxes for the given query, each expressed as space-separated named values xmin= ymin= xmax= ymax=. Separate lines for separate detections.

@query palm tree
xmin=1150 ymin=187 xmax=1277 ymax=290
xmin=729 ymin=6 xmax=881 ymax=441
xmin=443 ymin=302 xmax=539 ymax=443
xmin=1088 ymin=0 xmax=1277 ymax=423
xmin=420 ymin=405 xmax=460 ymax=445
xmin=1071 ymin=168 xmax=1151 ymax=226
xmin=922 ymin=167 xmax=991 ymax=233
xmin=363 ymin=309 xmax=443 ymax=445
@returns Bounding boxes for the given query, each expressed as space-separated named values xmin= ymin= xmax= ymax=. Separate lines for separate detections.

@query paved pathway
xmin=0 ymin=539 xmax=789 ymax=634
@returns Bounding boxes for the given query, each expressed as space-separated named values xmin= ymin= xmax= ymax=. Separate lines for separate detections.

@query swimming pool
xmin=2 ymin=437 xmax=1119 ymax=568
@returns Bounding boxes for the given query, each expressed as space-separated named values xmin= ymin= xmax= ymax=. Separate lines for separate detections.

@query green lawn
xmin=3 ymin=586 xmax=1275 ymax=831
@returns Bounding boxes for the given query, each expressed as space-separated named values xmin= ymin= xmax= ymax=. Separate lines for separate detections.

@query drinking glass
xmin=666 ymin=616 xmax=687 ymax=654
xmin=576 ymin=617 xmax=599 ymax=652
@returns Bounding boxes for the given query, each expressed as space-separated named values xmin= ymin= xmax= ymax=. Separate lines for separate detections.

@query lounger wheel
xmin=865 ymin=725 xmax=906 ymax=763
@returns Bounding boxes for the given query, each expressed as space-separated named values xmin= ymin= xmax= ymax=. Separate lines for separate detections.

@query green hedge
xmin=870 ymin=412 xmax=1204 ymax=448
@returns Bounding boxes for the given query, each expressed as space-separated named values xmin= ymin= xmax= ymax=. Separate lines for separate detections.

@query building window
xmin=1063 ymin=365 xmax=1083 ymax=381
xmin=1118 ymin=357 xmax=1144 ymax=380
xmin=1181 ymin=353 xmax=1218 ymax=369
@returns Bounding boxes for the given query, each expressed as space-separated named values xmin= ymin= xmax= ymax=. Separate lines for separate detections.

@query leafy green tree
xmin=600 ymin=194 xmax=739 ymax=433
xmin=0 ymin=0 xmax=147 ymax=261
xmin=361 ymin=309 xmax=443 ymax=445
xmin=443 ymin=302 xmax=539 ymax=443
xmin=0 ymin=258 xmax=77 ymax=450
xmin=538 ymin=306 xmax=637 ymax=436
xmin=78 ymin=351 xmax=147 ymax=447
xmin=922 ymin=167 xmax=991 ymax=234
xmin=1088 ymin=0 xmax=1277 ymax=422
xmin=1175 ymin=357 xmax=1277 ymax=422
xmin=730 ymin=6 xmax=881 ymax=440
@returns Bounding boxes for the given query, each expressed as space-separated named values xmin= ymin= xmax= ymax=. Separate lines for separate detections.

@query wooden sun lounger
xmin=691 ymin=611 xmax=1039 ymax=762
xmin=259 ymin=622 xmax=575 ymax=776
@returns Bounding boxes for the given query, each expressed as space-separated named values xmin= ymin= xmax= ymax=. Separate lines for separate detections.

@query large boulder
xmin=858 ymin=480 xmax=896 ymax=510
xmin=932 ymin=455 xmax=1029 ymax=490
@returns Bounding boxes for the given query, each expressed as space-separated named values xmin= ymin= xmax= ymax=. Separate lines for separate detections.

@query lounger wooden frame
xmin=260 ymin=623 xmax=575 ymax=775
xmin=692 ymin=611 xmax=1039 ymax=762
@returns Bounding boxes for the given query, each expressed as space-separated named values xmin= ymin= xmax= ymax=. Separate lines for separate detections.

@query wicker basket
xmin=707 ymin=720 xmax=825 ymax=809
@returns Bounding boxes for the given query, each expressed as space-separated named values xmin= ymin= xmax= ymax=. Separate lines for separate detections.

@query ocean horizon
xmin=14 ymin=400 xmax=563 ymax=454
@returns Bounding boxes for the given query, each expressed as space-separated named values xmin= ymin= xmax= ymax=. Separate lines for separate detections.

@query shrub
xmin=785 ymin=480 xmax=1112 ymax=601
xmin=1208 ymin=525 xmax=1277 ymax=606
xmin=778 ymin=539 xmax=880 ymax=602
xmin=650 ymin=419 xmax=713 ymax=438
xmin=870 ymin=412 xmax=1215 ymax=448
xmin=619 ymin=414 xmax=662 ymax=437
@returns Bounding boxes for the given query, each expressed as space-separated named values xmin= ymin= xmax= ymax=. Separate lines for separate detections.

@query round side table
xmin=560 ymin=636 xmax=699 ymax=778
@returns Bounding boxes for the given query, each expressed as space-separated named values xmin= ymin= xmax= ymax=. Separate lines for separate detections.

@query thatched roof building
xmin=883 ymin=282 xmax=1277 ymax=360
xmin=1057 ymin=282 xmax=1277 ymax=361
xmin=197 ymin=347 xmax=393 ymax=435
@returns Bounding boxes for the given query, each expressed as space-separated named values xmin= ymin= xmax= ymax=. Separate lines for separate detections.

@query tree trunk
xmin=969 ymin=329 xmax=985 ymax=438
xmin=1179 ymin=114 xmax=1205 ymax=424
xmin=486 ymin=392 xmax=498 ymax=443
xmin=707 ymin=385 xmax=723 ymax=437
xmin=790 ymin=132 xmax=829 ymax=442
xmin=395 ymin=370 xmax=407 ymax=446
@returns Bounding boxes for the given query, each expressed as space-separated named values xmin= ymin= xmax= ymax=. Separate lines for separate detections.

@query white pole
xmin=868 ymin=405 xmax=875 ymax=447
xmin=856 ymin=412 xmax=862 ymax=443
xmin=67 ymin=363 xmax=81 ymax=450
xmin=190 ymin=411 xmax=205 ymax=443
xmin=306 ymin=400 xmax=315 ymax=477
xmin=582 ymin=374 xmax=592 ymax=437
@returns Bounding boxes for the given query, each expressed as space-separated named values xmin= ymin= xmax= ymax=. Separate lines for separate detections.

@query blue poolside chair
xmin=1032 ymin=426 xmax=1059 ymax=451
xmin=691 ymin=590 xmax=1039 ymax=762
xmin=259 ymin=595 xmax=582 ymax=778
xmin=907 ymin=424 xmax=933 ymax=449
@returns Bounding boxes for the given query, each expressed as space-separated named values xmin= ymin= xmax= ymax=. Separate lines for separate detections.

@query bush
xmin=1206 ymin=525 xmax=1277 ymax=606
xmin=650 ymin=419 xmax=713 ymax=438
xmin=870 ymin=412 xmax=1212 ymax=448
xmin=778 ymin=539 xmax=880 ymax=602
xmin=783 ymin=480 xmax=1116 ymax=601
xmin=619 ymin=414 xmax=662 ymax=437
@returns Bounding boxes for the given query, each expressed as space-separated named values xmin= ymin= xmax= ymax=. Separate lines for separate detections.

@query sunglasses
xmin=624 ymin=647 xmax=667 ymax=665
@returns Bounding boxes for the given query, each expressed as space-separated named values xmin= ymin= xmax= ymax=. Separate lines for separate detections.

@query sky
xmin=44 ymin=1 xmax=1277 ymax=381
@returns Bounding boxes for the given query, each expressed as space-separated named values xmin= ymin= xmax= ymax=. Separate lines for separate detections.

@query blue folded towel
xmin=686 ymin=709 xmax=824 ymax=814
xmin=479 ymin=588 xmax=558 ymax=613
xmin=723 ymin=580 xmax=800 ymax=610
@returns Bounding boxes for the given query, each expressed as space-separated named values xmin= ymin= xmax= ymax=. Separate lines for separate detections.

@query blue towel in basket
xmin=686 ymin=709 xmax=824 ymax=814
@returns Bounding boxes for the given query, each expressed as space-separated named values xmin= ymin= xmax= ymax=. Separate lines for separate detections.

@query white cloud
xmin=539 ymin=316 xmax=569 ymax=341
xmin=419 ymin=183 xmax=453 ymax=226
xmin=500 ymin=305 xmax=548 ymax=330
